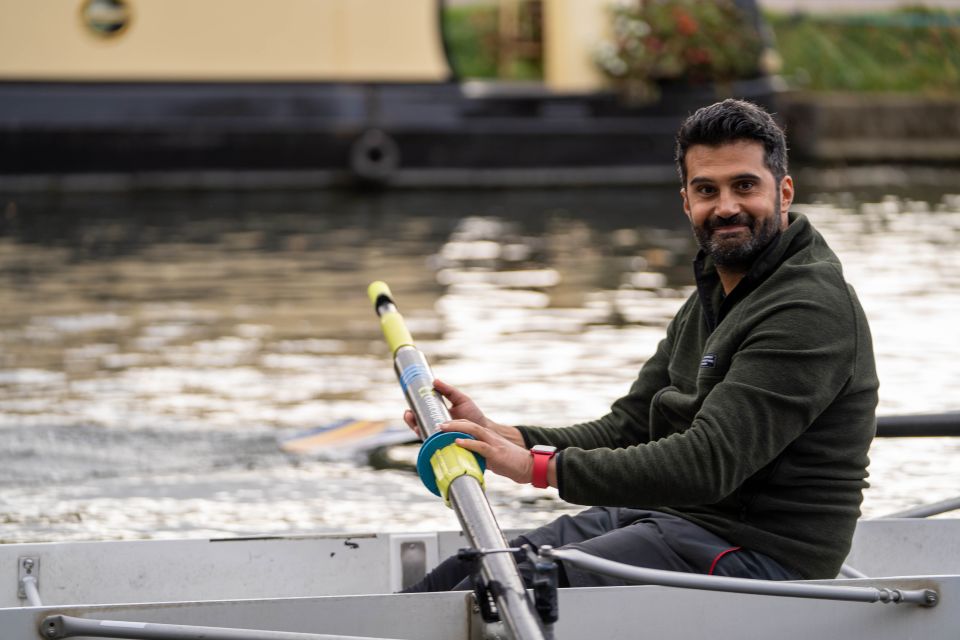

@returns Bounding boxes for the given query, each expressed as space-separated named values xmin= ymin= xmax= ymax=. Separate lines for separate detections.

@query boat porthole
xmin=80 ymin=0 xmax=132 ymax=38
xmin=349 ymin=130 xmax=401 ymax=184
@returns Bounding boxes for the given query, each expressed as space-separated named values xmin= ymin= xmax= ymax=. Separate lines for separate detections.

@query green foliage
xmin=442 ymin=4 xmax=542 ymax=80
xmin=594 ymin=0 xmax=764 ymax=102
xmin=768 ymin=8 xmax=960 ymax=93
xmin=443 ymin=5 xmax=499 ymax=78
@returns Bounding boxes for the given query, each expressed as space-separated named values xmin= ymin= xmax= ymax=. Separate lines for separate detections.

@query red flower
xmin=673 ymin=9 xmax=698 ymax=36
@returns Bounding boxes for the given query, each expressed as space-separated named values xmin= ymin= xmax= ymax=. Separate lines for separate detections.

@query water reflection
xmin=0 ymin=186 xmax=958 ymax=542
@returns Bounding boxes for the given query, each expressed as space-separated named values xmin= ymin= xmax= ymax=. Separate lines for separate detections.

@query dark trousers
xmin=402 ymin=507 xmax=800 ymax=592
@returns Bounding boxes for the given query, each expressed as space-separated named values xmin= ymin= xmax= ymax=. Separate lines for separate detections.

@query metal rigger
xmin=368 ymin=282 xmax=551 ymax=640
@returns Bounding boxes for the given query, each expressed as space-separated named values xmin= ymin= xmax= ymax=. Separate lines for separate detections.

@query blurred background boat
xmin=0 ymin=0 xmax=779 ymax=188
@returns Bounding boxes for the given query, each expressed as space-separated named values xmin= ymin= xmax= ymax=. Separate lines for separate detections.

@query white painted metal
xmin=2 ymin=592 xmax=474 ymax=640
xmin=548 ymin=576 xmax=960 ymax=640
xmin=3 ymin=578 xmax=957 ymax=640
xmin=845 ymin=518 xmax=960 ymax=576
xmin=0 ymin=530 xmax=499 ymax=609
xmin=0 ymin=533 xmax=392 ymax=607
xmin=1 ymin=520 xmax=958 ymax=639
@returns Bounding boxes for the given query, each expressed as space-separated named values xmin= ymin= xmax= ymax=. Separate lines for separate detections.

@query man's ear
xmin=779 ymin=175 xmax=795 ymax=220
xmin=681 ymin=187 xmax=692 ymax=221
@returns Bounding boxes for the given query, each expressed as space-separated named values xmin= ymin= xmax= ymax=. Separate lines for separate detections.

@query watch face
xmin=531 ymin=444 xmax=557 ymax=454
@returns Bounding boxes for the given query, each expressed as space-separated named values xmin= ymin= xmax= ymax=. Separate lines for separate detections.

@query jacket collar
xmin=694 ymin=212 xmax=809 ymax=332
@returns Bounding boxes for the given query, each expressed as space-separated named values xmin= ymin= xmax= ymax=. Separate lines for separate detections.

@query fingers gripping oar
xmin=368 ymin=281 xmax=550 ymax=640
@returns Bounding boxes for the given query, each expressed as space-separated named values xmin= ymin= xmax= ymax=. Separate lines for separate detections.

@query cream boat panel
xmin=0 ymin=0 xmax=450 ymax=81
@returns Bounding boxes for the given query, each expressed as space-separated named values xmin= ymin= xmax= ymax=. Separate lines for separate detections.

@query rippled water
xmin=1 ymin=185 xmax=958 ymax=543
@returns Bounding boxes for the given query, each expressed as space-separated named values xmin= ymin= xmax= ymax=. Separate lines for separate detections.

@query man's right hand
xmin=402 ymin=379 xmax=524 ymax=447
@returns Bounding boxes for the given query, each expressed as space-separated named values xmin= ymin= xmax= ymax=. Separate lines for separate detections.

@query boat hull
xmin=3 ymin=577 xmax=957 ymax=640
xmin=0 ymin=78 xmax=779 ymax=189
xmin=1 ymin=519 xmax=957 ymax=639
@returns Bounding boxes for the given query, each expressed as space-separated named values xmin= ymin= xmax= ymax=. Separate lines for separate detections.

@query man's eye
xmin=737 ymin=181 xmax=756 ymax=190
xmin=697 ymin=185 xmax=716 ymax=195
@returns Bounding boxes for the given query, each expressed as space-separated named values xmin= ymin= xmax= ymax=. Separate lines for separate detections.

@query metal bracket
xmin=388 ymin=532 xmax=438 ymax=592
xmin=18 ymin=556 xmax=41 ymax=604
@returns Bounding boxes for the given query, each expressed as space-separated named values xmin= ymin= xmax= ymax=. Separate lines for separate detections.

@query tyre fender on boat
xmin=350 ymin=129 xmax=401 ymax=184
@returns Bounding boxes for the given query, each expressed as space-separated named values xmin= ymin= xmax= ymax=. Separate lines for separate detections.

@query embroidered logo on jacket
xmin=700 ymin=353 xmax=717 ymax=368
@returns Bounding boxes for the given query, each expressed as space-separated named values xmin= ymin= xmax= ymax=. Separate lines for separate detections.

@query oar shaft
xmin=876 ymin=412 xmax=960 ymax=437
xmin=368 ymin=282 xmax=549 ymax=640
xmin=449 ymin=476 xmax=549 ymax=640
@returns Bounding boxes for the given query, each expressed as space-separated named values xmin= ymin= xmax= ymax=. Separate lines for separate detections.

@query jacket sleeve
xmin=556 ymin=277 xmax=859 ymax=507
xmin=515 ymin=301 xmax=685 ymax=451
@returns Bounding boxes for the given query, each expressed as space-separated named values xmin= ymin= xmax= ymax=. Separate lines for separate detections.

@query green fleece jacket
xmin=517 ymin=213 xmax=878 ymax=579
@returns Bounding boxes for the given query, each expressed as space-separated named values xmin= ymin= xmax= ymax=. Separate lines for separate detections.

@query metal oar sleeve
xmin=393 ymin=346 xmax=450 ymax=439
xmin=546 ymin=548 xmax=938 ymax=607
xmin=41 ymin=615 xmax=405 ymax=640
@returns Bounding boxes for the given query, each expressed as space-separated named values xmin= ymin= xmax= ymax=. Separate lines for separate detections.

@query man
xmin=404 ymin=99 xmax=878 ymax=591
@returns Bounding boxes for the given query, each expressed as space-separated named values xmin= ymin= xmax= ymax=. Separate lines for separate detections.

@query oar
xmin=368 ymin=282 xmax=549 ymax=640
xmin=875 ymin=413 xmax=960 ymax=438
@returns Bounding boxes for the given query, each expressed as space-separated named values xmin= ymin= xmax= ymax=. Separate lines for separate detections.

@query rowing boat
xmin=1 ymin=506 xmax=958 ymax=639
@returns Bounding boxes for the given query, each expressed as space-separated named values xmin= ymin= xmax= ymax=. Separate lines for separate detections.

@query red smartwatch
xmin=530 ymin=444 xmax=558 ymax=489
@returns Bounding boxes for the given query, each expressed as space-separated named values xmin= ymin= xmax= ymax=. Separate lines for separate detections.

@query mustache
xmin=705 ymin=214 xmax=754 ymax=232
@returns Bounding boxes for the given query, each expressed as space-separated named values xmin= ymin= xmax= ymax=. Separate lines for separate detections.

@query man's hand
xmin=403 ymin=379 xmax=524 ymax=447
xmin=440 ymin=419 xmax=534 ymax=485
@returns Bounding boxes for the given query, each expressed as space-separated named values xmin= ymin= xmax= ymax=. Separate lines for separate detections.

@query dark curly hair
xmin=675 ymin=99 xmax=788 ymax=186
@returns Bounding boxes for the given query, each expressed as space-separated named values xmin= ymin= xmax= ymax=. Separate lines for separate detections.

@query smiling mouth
xmin=713 ymin=225 xmax=749 ymax=235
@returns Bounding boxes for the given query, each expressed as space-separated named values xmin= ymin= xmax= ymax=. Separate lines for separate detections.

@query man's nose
xmin=715 ymin=189 xmax=741 ymax=217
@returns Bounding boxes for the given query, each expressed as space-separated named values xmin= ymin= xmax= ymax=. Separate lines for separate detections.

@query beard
xmin=693 ymin=204 xmax=782 ymax=270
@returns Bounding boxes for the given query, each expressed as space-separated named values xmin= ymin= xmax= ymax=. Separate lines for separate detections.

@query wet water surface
xmin=1 ymin=186 xmax=958 ymax=542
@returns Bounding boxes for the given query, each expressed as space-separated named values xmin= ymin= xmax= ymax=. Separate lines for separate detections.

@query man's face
xmin=681 ymin=140 xmax=794 ymax=270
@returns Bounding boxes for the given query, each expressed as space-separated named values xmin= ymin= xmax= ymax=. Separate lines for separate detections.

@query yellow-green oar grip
xmin=367 ymin=280 xmax=393 ymax=306
xmin=380 ymin=314 xmax=414 ymax=355
xmin=368 ymin=281 xmax=414 ymax=354
xmin=430 ymin=444 xmax=486 ymax=506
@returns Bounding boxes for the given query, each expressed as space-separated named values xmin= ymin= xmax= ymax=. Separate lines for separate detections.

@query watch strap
xmin=531 ymin=448 xmax=556 ymax=489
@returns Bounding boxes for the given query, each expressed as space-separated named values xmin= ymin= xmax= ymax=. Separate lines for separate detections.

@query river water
xmin=1 ymin=182 xmax=958 ymax=543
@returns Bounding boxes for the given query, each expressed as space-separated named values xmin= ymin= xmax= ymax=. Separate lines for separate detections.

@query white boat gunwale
xmin=2 ymin=513 xmax=959 ymax=639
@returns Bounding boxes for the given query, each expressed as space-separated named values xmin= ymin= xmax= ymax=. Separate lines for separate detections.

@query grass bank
xmin=768 ymin=9 xmax=960 ymax=94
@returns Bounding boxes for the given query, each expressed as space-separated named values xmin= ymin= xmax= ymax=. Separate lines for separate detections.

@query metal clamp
xmin=458 ymin=547 xmax=515 ymax=623
xmin=459 ymin=546 xmax=560 ymax=625
xmin=529 ymin=546 xmax=559 ymax=625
